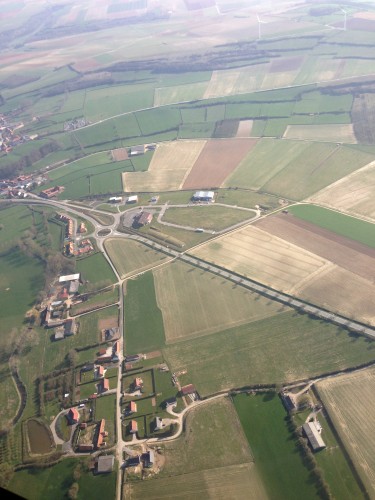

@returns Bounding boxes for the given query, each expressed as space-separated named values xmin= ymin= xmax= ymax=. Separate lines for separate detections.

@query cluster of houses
xmin=1 ymin=173 xmax=47 ymax=198
xmin=75 ymin=238 xmax=94 ymax=256
xmin=63 ymin=117 xmax=89 ymax=131
xmin=0 ymin=114 xmax=34 ymax=153
xmin=40 ymin=185 xmax=65 ymax=199
xmin=125 ymin=450 xmax=154 ymax=469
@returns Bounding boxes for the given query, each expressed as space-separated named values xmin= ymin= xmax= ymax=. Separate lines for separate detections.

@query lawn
xmin=162 ymin=205 xmax=255 ymax=231
xmin=9 ymin=457 xmax=116 ymax=500
xmin=76 ymin=253 xmax=117 ymax=291
xmin=289 ymin=204 xmax=375 ymax=248
xmin=233 ymin=392 xmax=320 ymax=500
xmin=163 ymin=311 xmax=375 ymax=397
xmin=104 ymin=238 xmax=172 ymax=279
xmin=124 ymin=272 xmax=165 ymax=354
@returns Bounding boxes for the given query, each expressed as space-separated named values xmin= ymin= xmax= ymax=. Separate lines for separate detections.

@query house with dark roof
xmin=302 ymin=422 xmax=326 ymax=452
xmin=126 ymin=455 xmax=141 ymax=467
xmin=142 ymin=450 xmax=155 ymax=468
xmin=64 ymin=318 xmax=77 ymax=336
xmin=97 ymin=455 xmax=114 ymax=474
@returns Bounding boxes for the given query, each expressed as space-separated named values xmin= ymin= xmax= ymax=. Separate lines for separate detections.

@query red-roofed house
xmin=67 ymin=407 xmax=79 ymax=425
xmin=129 ymin=420 xmax=138 ymax=434
xmin=101 ymin=378 xmax=109 ymax=393
xmin=96 ymin=419 xmax=108 ymax=448
xmin=128 ymin=401 xmax=137 ymax=414
xmin=180 ymin=384 xmax=196 ymax=396
xmin=96 ymin=365 xmax=104 ymax=379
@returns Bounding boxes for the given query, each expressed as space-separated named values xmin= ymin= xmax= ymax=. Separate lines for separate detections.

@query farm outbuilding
xmin=126 ymin=195 xmax=138 ymax=204
xmin=97 ymin=455 xmax=114 ymax=474
xmin=192 ymin=191 xmax=215 ymax=202
xmin=302 ymin=422 xmax=326 ymax=451
xmin=180 ymin=384 xmax=196 ymax=396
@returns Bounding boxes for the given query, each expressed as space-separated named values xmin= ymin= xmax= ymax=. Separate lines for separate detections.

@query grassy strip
xmin=124 ymin=272 xmax=165 ymax=354
xmin=233 ymin=393 xmax=320 ymax=500
xmin=289 ymin=204 xmax=375 ymax=248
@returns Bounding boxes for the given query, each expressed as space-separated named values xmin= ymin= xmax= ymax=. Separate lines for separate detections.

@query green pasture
xmin=84 ymin=84 xmax=154 ymax=121
xmin=289 ymin=204 xmax=375 ymax=248
xmin=225 ymin=139 xmax=375 ymax=200
xmin=159 ymin=397 xmax=253 ymax=477
xmin=215 ymin=188 xmax=281 ymax=210
xmin=76 ymin=253 xmax=117 ymax=291
xmin=9 ymin=457 xmax=116 ymax=500
xmin=105 ymin=238 xmax=171 ymax=279
xmin=162 ymin=205 xmax=255 ymax=231
xmin=233 ymin=393 xmax=320 ymax=500
xmin=178 ymin=122 xmax=215 ymax=139
xmin=163 ymin=311 xmax=375 ymax=397
xmin=70 ymin=286 xmax=119 ymax=316
xmin=310 ymin=411 xmax=363 ymax=500
xmin=135 ymin=107 xmax=181 ymax=136
xmin=124 ymin=272 xmax=165 ymax=354
xmin=130 ymin=150 xmax=154 ymax=172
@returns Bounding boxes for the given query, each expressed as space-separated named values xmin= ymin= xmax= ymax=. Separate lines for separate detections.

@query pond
xmin=27 ymin=419 xmax=54 ymax=454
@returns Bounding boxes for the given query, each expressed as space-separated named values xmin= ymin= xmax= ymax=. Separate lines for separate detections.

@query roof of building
xmin=181 ymin=384 xmax=196 ymax=396
xmin=97 ymin=455 xmax=114 ymax=474
xmin=126 ymin=195 xmax=138 ymax=202
xmin=193 ymin=190 xmax=215 ymax=199
xmin=302 ymin=422 xmax=326 ymax=451
xmin=130 ymin=420 xmax=138 ymax=432
xmin=64 ymin=318 xmax=77 ymax=336
xmin=98 ymin=366 xmax=104 ymax=376
xmin=135 ymin=211 xmax=153 ymax=226
xmin=69 ymin=280 xmax=80 ymax=294
xmin=97 ymin=419 xmax=106 ymax=447
xmin=54 ymin=330 xmax=65 ymax=340
xmin=102 ymin=379 xmax=109 ymax=391
xmin=135 ymin=377 xmax=143 ymax=386
xmin=68 ymin=407 xmax=79 ymax=422
xmin=59 ymin=273 xmax=80 ymax=283
xmin=126 ymin=455 xmax=141 ymax=467
xmin=129 ymin=401 xmax=137 ymax=412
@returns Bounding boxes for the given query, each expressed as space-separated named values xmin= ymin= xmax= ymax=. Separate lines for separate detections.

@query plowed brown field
xmin=182 ymin=138 xmax=258 ymax=189
xmin=255 ymin=213 xmax=375 ymax=282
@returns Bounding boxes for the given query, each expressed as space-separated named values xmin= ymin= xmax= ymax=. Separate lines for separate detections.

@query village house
xmin=133 ymin=211 xmax=153 ymax=228
xmin=127 ymin=401 xmax=137 ymax=415
xmin=132 ymin=377 xmax=143 ymax=392
xmin=129 ymin=420 xmax=138 ymax=434
xmin=154 ymin=416 xmax=163 ymax=431
xmin=96 ymin=419 xmax=108 ymax=448
xmin=67 ymin=407 xmax=79 ymax=425
xmin=142 ymin=450 xmax=154 ymax=468
xmin=100 ymin=378 xmax=110 ymax=393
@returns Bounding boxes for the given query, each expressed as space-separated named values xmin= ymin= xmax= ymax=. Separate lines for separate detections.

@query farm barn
xmin=192 ymin=191 xmax=215 ymax=202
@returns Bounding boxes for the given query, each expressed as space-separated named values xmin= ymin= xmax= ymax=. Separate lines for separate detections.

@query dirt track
xmin=255 ymin=213 xmax=375 ymax=282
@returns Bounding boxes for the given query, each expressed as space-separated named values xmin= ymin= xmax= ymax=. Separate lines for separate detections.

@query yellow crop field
xmin=317 ymin=368 xmax=375 ymax=497
xmin=261 ymin=70 xmax=299 ymax=90
xmin=298 ymin=265 xmax=375 ymax=327
xmin=236 ymin=120 xmax=253 ymax=137
xmin=308 ymin=160 xmax=375 ymax=222
xmin=283 ymin=124 xmax=357 ymax=143
xmin=153 ymin=260 xmax=285 ymax=342
xmin=153 ymin=81 xmax=207 ymax=106
xmin=192 ymin=225 xmax=330 ymax=293
xmin=122 ymin=140 xmax=206 ymax=192
xmin=104 ymin=238 xmax=172 ymax=279
xmin=203 ymin=64 xmax=268 ymax=99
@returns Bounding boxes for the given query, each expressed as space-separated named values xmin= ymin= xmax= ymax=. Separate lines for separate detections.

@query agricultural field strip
xmin=115 ymin=233 xmax=375 ymax=339
xmin=122 ymin=140 xmax=206 ymax=192
xmin=317 ymin=368 xmax=375 ymax=496
xmin=308 ymin=160 xmax=375 ymax=223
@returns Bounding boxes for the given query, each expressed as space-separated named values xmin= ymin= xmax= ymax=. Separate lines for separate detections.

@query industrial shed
xmin=302 ymin=422 xmax=326 ymax=451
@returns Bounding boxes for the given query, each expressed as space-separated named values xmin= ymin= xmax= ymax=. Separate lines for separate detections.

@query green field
xmin=126 ymin=397 xmax=267 ymax=498
xmin=162 ymin=205 xmax=255 ymax=231
xmin=70 ymin=286 xmax=119 ymax=316
xmin=124 ymin=272 xmax=165 ymax=354
xmin=105 ymin=238 xmax=171 ymax=279
xmin=9 ymin=457 xmax=116 ymax=500
xmin=163 ymin=312 xmax=375 ymax=396
xmin=289 ymin=204 xmax=375 ymax=248
xmin=233 ymin=393 xmax=320 ymax=499
xmin=76 ymin=253 xmax=117 ymax=291
xmin=153 ymin=260 xmax=286 ymax=342
xmin=225 ymin=139 xmax=375 ymax=200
